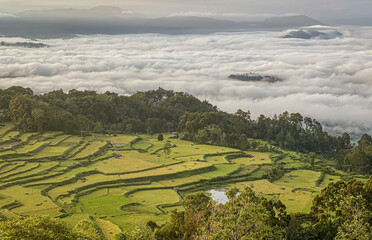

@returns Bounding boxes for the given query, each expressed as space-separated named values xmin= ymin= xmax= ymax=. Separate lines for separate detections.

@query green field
xmin=0 ymin=124 xmax=362 ymax=234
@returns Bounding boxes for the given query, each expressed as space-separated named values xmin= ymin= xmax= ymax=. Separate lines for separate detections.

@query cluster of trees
xmin=333 ymin=134 xmax=372 ymax=174
xmin=177 ymin=111 xmax=352 ymax=153
xmin=1 ymin=86 xmax=370 ymax=174
xmin=1 ymin=87 xmax=216 ymax=134
xmin=2 ymin=87 xmax=351 ymax=152
xmin=0 ymin=216 xmax=102 ymax=240
xmin=117 ymin=178 xmax=371 ymax=240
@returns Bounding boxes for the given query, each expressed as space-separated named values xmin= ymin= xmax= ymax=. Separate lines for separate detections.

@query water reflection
xmin=207 ymin=189 xmax=228 ymax=204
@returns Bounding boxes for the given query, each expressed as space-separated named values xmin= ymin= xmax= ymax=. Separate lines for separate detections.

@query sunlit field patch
xmin=127 ymin=189 xmax=180 ymax=213
xmin=274 ymin=170 xmax=320 ymax=189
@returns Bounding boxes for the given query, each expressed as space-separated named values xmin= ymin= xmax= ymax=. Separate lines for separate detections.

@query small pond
xmin=206 ymin=189 xmax=228 ymax=204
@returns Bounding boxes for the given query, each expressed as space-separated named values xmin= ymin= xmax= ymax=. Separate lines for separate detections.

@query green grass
xmin=319 ymin=174 xmax=342 ymax=188
xmin=108 ymin=135 xmax=137 ymax=145
xmin=127 ymin=189 xmax=180 ymax=213
xmin=0 ymin=162 xmax=39 ymax=180
xmin=0 ymin=124 xmax=14 ymax=137
xmin=19 ymin=133 xmax=38 ymax=142
xmin=40 ymin=132 xmax=63 ymax=139
xmin=0 ymin=132 xmax=360 ymax=232
xmin=132 ymin=141 xmax=153 ymax=150
xmin=48 ymin=135 xmax=71 ymax=145
xmin=167 ymin=139 xmax=238 ymax=159
xmin=158 ymin=174 xmax=208 ymax=187
xmin=0 ymin=162 xmax=59 ymax=182
xmin=95 ymin=218 xmax=122 ymax=240
xmin=73 ymin=140 xmax=107 ymax=159
xmin=31 ymin=146 xmax=70 ymax=159
xmin=231 ymin=179 xmax=315 ymax=213
xmin=0 ymin=162 xmax=23 ymax=174
xmin=278 ymin=190 xmax=314 ymax=213
xmin=232 ymin=152 xmax=272 ymax=165
xmin=77 ymin=194 xmax=131 ymax=216
xmin=15 ymin=141 xmax=49 ymax=154
xmin=274 ymin=170 xmax=321 ymax=189
xmin=0 ymin=186 xmax=61 ymax=217
xmin=205 ymin=155 xmax=230 ymax=164
xmin=67 ymin=141 xmax=88 ymax=157
xmin=62 ymin=136 xmax=82 ymax=144
xmin=90 ymin=152 xmax=161 ymax=174
xmin=230 ymin=165 xmax=259 ymax=176
xmin=199 ymin=164 xmax=239 ymax=179
xmin=49 ymin=174 xmax=121 ymax=200
xmin=1 ymin=131 xmax=20 ymax=142
xmin=120 ymin=161 xmax=212 ymax=180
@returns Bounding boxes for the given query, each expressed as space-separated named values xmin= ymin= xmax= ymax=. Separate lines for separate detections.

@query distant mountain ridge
xmin=0 ymin=6 xmax=325 ymax=38
xmin=262 ymin=15 xmax=323 ymax=27
xmin=17 ymin=6 xmax=142 ymax=19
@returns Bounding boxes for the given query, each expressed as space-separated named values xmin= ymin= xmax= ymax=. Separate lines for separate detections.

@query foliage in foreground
xmin=117 ymin=178 xmax=371 ymax=240
xmin=0 ymin=216 xmax=101 ymax=240
xmin=0 ymin=178 xmax=370 ymax=239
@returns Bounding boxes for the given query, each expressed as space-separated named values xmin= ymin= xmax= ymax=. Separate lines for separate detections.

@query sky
xmin=0 ymin=0 xmax=372 ymax=25
xmin=1 ymin=26 xmax=371 ymax=136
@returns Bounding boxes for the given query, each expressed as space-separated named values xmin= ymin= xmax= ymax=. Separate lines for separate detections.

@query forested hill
xmin=0 ymin=86 xmax=371 ymax=174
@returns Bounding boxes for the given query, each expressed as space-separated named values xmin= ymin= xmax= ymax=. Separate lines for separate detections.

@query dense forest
xmin=0 ymin=86 xmax=370 ymax=174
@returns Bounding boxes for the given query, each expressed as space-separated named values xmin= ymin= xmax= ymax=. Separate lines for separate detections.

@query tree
xmin=8 ymin=95 xmax=36 ymax=132
xmin=93 ymin=121 xmax=104 ymax=134
xmin=116 ymin=226 xmax=155 ymax=240
xmin=237 ymin=134 xmax=248 ymax=150
xmin=309 ymin=152 xmax=316 ymax=169
xmin=342 ymin=134 xmax=372 ymax=174
xmin=207 ymin=125 xmax=222 ymax=145
xmin=0 ymin=216 xmax=86 ymax=240
xmin=165 ymin=122 xmax=173 ymax=133
xmin=31 ymin=107 xmax=46 ymax=133
xmin=311 ymin=178 xmax=372 ymax=240
xmin=154 ymin=211 xmax=186 ymax=240
xmin=75 ymin=115 xmax=92 ymax=136
xmin=125 ymin=124 xmax=133 ymax=134
xmin=73 ymin=219 xmax=102 ymax=240
xmin=157 ymin=134 xmax=164 ymax=141
xmin=195 ymin=129 xmax=209 ymax=144
xmin=146 ymin=126 xmax=154 ymax=135
xmin=183 ymin=191 xmax=210 ymax=219
xmin=163 ymin=141 xmax=172 ymax=156
xmin=153 ymin=192 xmax=211 ymax=240
xmin=335 ymin=196 xmax=371 ymax=240
xmin=194 ymin=186 xmax=287 ymax=240
xmin=286 ymin=213 xmax=319 ymax=240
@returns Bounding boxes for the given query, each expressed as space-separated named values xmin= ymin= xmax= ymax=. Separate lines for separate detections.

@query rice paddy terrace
xmin=0 ymin=123 xmax=365 ymax=238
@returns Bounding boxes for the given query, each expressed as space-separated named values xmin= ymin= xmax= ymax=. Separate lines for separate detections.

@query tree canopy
xmin=1 ymin=86 xmax=370 ymax=174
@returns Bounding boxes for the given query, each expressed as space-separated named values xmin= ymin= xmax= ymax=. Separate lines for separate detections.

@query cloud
xmin=0 ymin=26 xmax=372 ymax=136
xmin=0 ymin=13 xmax=17 ymax=18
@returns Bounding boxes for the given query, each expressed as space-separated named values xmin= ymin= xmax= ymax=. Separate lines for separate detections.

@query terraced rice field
xmin=0 ymin=124 xmax=358 ymax=233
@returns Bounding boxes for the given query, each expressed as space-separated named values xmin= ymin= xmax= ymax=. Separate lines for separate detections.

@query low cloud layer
xmin=0 ymin=27 xmax=371 ymax=136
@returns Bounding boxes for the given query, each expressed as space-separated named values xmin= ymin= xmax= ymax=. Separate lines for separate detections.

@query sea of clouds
xmin=0 ymin=26 xmax=371 ymax=136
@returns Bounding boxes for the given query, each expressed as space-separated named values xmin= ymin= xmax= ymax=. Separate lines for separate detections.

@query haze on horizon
xmin=0 ymin=0 xmax=372 ymax=25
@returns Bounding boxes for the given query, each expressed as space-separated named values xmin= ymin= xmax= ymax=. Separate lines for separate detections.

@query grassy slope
xmin=0 ymin=124 xmax=366 ymax=232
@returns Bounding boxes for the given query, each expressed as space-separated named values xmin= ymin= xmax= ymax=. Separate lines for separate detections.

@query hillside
xmin=0 ymin=125 xmax=369 ymax=238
